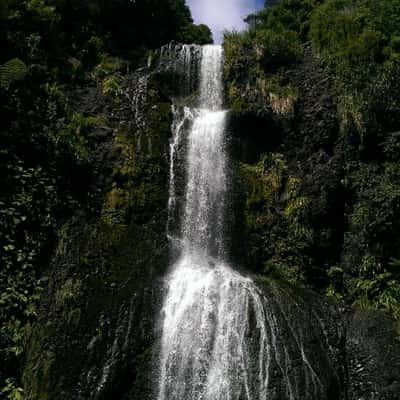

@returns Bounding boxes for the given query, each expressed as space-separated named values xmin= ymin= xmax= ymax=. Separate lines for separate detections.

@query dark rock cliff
xmin=347 ymin=310 xmax=400 ymax=400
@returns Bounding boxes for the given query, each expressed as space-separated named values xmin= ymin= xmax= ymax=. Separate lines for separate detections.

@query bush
xmin=223 ymin=29 xmax=299 ymax=117
xmin=0 ymin=59 xmax=28 ymax=90
xmin=254 ymin=27 xmax=303 ymax=68
xmin=178 ymin=23 xmax=213 ymax=45
xmin=341 ymin=162 xmax=400 ymax=314
xmin=310 ymin=0 xmax=400 ymax=139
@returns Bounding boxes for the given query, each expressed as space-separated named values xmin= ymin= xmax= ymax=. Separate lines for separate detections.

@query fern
xmin=0 ymin=58 xmax=28 ymax=90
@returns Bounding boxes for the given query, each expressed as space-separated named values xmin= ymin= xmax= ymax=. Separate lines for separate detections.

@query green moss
xmin=239 ymin=153 xmax=311 ymax=283
xmin=23 ymin=330 xmax=55 ymax=400
xmin=101 ymin=186 xmax=130 ymax=225
xmin=55 ymin=279 xmax=82 ymax=308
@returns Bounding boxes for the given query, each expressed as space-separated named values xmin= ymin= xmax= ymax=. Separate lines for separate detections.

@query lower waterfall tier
xmin=158 ymin=252 xmax=343 ymax=400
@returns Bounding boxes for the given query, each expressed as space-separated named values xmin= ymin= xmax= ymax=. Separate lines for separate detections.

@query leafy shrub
xmin=91 ymin=56 xmax=126 ymax=81
xmin=0 ymin=59 xmax=28 ymax=90
xmin=310 ymin=0 xmax=400 ymax=140
xmin=224 ymin=25 xmax=302 ymax=73
xmin=178 ymin=23 xmax=213 ymax=45
xmin=341 ymin=162 xmax=400 ymax=315
xmin=224 ymin=30 xmax=299 ymax=117
xmin=253 ymin=27 xmax=303 ymax=68
xmin=240 ymin=154 xmax=312 ymax=283
xmin=102 ymin=76 xmax=122 ymax=99
xmin=349 ymin=255 xmax=400 ymax=319
xmin=0 ymin=378 xmax=24 ymax=400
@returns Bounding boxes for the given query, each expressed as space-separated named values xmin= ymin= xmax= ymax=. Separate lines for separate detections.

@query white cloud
xmin=187 ymin=0 xmax=258 ymax=43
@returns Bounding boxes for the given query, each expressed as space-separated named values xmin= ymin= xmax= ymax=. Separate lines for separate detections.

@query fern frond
xmin=0 ymin=58 xmax=28 ymax=90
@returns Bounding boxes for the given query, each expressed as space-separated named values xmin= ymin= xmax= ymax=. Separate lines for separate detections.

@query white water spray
xmin=158 ymin=45 xmax=324 ymax=400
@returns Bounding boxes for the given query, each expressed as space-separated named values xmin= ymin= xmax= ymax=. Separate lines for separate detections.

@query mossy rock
xmin=23 ymin=66 xmax=173 ymax=400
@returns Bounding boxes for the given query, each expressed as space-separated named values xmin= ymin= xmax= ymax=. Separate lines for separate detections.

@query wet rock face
xmin=254 ymin=279 xmax=347 ymax=400
xmin=23 ymin=64 xmax=173 ymax=399
xmin=347 ymin=310 xmax=400 ymax=400
xmin=228 ymin=45 xmax=345 ymax=285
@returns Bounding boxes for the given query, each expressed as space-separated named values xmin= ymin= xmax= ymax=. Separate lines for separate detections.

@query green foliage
xmin=237 ymin=0 xmax=400 ymax=141
xmin=349 ymin=255 xmax=400 ymax=319
xmin=0 ymin=59 xmax=28 ymax=90
xmin=1 ymin=379 xmax=24 ymax=400
xmin=224 ymin=22 xmax=302 ymax=72
xmin=229 ymin=0 xmax=400 ymax=318
xmin=246 ymin=1 xmax=307 ymax=36
xmin=223 ymin=31 xmax=251 ymax=82
xmin=91 ymin=56 xmax=126 ymax=81
xmin=223 ymin=30 xmax=299 ymax=117
xmin=0 ymin=160 xmax=56 ymax=396
xmin=178 ymin=23 xmax=213 ymax=45
xmin=102 ymin=76 xmax=122 ymax=99
xmin=340 ymin=161 xmax=400 ymax=315
xmin=326 ymin=266 xmax=345 ymax=300
xmin=222 ymin=0 xmax=307 ymax=117
xmin=310 ymin=0 xmax=400 ymax=137
xmin=240 ymin=154 xmax=312 ymax=284
xmin=252 ymin=26 xmax=303 ymax=68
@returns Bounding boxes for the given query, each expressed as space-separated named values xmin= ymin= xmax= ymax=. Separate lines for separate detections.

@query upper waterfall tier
xmin=167 ymin=45 xmax=228 ymax=258
xmin=199 ymin=45 xmax=224 ymax=110
xmin=157 ymin=44 xmax=224 ymax=109
xmin=182 ymin=108 xmax=227 ymax=257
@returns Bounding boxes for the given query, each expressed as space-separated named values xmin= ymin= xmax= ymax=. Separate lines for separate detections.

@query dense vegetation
xmin=2 ymin=0 xmax=400 ymax=397
xmin=0 ymin=0 xmax=211 ymax=397
xmin=225 ymin=0 xmax=400 ymax=319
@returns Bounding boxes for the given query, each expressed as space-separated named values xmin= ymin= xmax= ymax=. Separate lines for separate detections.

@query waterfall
xmin=158 ymin=45 xmax=326 ymax=400
xmin=159 ymin=43 xmax=201 ymax=94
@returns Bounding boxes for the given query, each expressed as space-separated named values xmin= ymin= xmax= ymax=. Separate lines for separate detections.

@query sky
xmin=187 ymin=0 xmax=265 ymax=43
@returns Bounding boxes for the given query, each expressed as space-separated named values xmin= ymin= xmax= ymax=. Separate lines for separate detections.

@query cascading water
xmin=158 ymin=45 xmax=328 ymax=400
